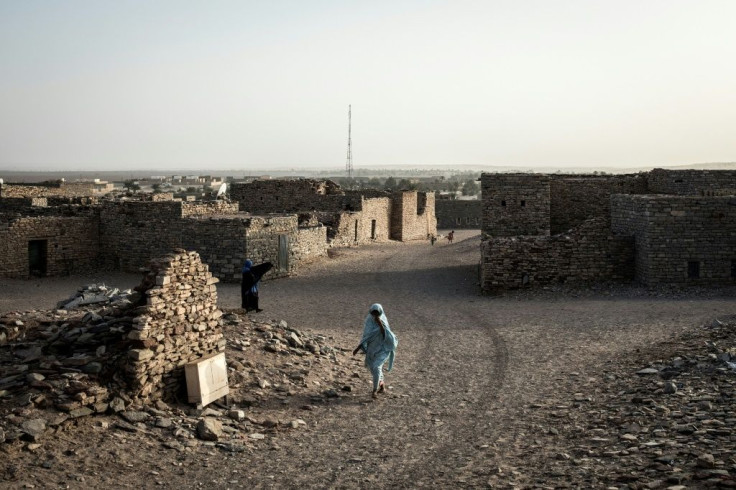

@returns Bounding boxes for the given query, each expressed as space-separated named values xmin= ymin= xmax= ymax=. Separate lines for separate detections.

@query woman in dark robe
xmin=241 ymin=260 xmax=273 ymax=312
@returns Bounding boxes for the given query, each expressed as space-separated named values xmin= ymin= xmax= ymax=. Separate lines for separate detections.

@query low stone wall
xmin=0 ymin=197 xmax=48 ymax=212
xmin=0 ymin=182 xmax=105 ymax=198
xmin=181 ymin=201 xmax=239 ymax=216
xmin=611 ymin=195 xmax=736 ymax=284
xmin=435 ymin=199 xmax=481 ymax=229
xmin=648 ymin=169 xmax=736 ymax=196
xmin=293 ymin=226 xmax=329 ymax=265
xmin=0 ymin=216 xmax=100 ymax=278
xmin=480 ymin=218 xmax=635 ymax=293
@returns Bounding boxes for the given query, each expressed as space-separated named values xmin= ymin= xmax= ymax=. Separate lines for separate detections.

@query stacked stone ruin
xmin=480 ymin=169 xmax=736 ymax=292
xmin=126 ymin=250 xmax=225 ymax=402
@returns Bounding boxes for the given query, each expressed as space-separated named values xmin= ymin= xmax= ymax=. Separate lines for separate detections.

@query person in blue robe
xmin=353 ymin=303 xmax=398 ymax=398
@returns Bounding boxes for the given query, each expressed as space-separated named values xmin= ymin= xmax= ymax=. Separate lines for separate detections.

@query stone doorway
xmin=28 ymin=239 xmax=48 ymax=277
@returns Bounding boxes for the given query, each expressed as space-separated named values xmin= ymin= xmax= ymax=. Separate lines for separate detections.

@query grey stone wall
xmin=611 ymin=195 xmax=736 ymax=285
xmin=480 ymin=218 xmax=635 ymax=293
xmin=0 ymin=216 xmax=100 ymax=278
xmin=550 ymin=174 xmax=648 ymax=234
xmin=435 ymin=199 xmax=481 ymax=229
xmin=481 ymin=173 xmax=550 ymax=237
xmin=230 ymin=179 xmax=355 ymax=213
xmin=648 ymin=169 xmax=736 ymax=196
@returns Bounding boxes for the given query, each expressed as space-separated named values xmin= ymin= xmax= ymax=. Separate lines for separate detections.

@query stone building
xmin=480 ymin=169 xmax=736 ymax=292
xmin=435 ymin=199 xmax=482 ymax=229
xmin=0 ymin=198 xmax=327 ymax=282
xmin=230 ymin=179 xmax=436 ymax=244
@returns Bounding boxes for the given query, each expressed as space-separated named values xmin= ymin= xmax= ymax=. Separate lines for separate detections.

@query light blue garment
xmin=358 ymin=303 xmax=398 ymax=391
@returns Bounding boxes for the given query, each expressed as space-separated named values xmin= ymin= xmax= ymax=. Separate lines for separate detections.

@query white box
xmin=184 ymin=351 xmax=229 ymax=406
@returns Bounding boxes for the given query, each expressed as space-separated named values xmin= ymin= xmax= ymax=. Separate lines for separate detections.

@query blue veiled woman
xmin=353 ymin=303 xmax=398 ymax=398
xmin=241 ymin=259 xmax=273 ymax=312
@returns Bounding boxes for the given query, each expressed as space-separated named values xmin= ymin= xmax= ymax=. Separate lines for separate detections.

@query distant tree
xmin=461 ymin=179 xmax=480 ymax=196
xmin=397 ymin=178 xmax=417 ymax=190
xmin=186 ymin=186 xmax=197 ymax=193
xmin=123 ymin=180 xmax=140 ymax=192
xmin=384 ymin=176 xmax=397 ymax=191
xmin=152 ymin=183 xmax=162 ymax=193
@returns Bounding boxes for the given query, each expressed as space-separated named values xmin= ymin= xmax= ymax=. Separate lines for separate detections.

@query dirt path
xmin=212 ymin=230 xmax=734 ymax=487
xmin=2 ymin=230 xmax=734 ymax=488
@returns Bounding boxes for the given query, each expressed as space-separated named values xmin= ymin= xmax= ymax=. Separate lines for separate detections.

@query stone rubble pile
xmin=500 ymin=316 xmax=736 ymax=488
xmin=56 ymin=283 xmax=134 ymax=310
xmin=0 ymin=308 xmax=360 ymax=454
xmin=0 ymin=250 xmax=229 ymax=446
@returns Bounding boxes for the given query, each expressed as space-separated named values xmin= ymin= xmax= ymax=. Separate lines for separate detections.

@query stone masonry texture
xmin=611 ymin=195 xmax=736 ymax=285
xmin=481 ymin=173 xmax=551 ymax=237
xmin=435 ymin=199 xmax=482 ymax=229
xmin=480 ymin=169 xmax=736 ymax=292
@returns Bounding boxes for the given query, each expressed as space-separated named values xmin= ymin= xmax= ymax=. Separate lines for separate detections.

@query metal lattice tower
xmin=345 ymin=105 xmax=353 ymax=179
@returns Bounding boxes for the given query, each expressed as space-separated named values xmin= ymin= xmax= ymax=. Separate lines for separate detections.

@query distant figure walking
xmin=447 ymin=230 xmax=455 ymax=244
xmin=241 ymin=260 xmax=274 ymax=312
xmin=353 ymin=303 xmax=398 ymax=398
xmin=430 ymin=235 xmax=437 ymax=246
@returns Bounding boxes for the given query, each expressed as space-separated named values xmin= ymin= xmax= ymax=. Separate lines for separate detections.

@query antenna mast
xmin=345 ymin=105 xmax=353 ymax=180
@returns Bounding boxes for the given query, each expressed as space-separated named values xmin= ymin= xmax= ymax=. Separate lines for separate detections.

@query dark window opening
xmin=674 ymin=179 xmax=683 ymax=183
xmin=370 ymin=219 xmax=376 ymax=239
xmin=520 ymin=200 xmax=526 ymax=207
xmin=501 ymin=200 xmax=506 ymax=207
xmin=354 ymin=220 xmax=359 ymax=241
xmin=731 ymin=260 xmax=736 ymax=278
xmin=28 ymin=240 xmax=48 ymax=277
xmin=687 ymin=261 xmax=700 ymax=279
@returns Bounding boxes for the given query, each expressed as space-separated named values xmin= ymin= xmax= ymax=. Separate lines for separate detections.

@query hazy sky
xmin=1 ymin=0 xmax=735 ymax=171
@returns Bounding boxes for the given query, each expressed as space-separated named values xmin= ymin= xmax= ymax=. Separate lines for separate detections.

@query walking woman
xmin=353 ymin=303 xmax=398 ymax=398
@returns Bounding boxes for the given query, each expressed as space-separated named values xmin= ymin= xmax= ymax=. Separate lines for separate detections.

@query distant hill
xmin=1 ymin=162 xmax=735 ymax=183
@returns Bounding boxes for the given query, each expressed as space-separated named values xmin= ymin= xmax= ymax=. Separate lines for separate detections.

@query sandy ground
xmin=1 ymin=229 xmax=735 ymax=488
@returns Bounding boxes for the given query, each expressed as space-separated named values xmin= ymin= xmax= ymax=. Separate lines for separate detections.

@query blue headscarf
xmin=359 ymin=303 xmax=398 ymax=372
xmin=242 ymin=259 xmax=253 ymax=274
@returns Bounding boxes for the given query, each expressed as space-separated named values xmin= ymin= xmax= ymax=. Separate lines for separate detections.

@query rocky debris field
xmin=496 ymin=316 xmax=736 ymax=489
xmin=1 ymin=231 xmax=735 ymax=489
xmin=0 ymin=305 xmax=371 ymax=488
